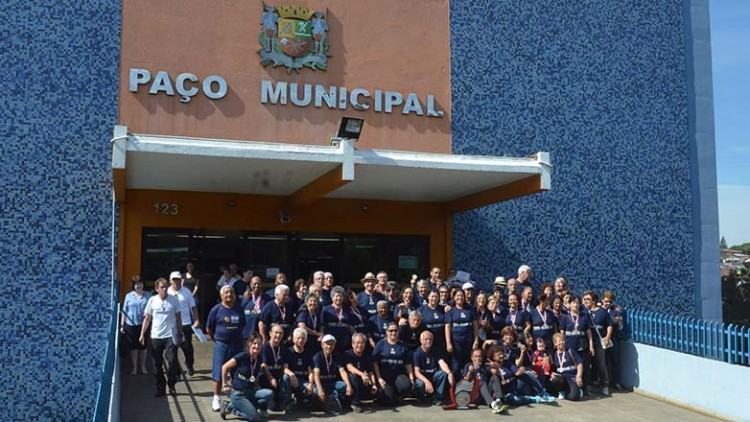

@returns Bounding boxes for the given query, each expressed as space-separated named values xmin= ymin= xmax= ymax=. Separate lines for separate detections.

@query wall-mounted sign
xmin=259 ymin=4 xmax=329 ymax=71
xmin=261 ymin=80 xmax=444 ymax=117
xmin=128 ymin=68 xmax=227 ymax=103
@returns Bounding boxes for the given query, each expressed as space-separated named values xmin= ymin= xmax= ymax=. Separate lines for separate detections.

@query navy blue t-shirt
xmin=529 ymin=307 xmax=558 ymax=347
xmin=461 ymin=361 xmax=489 ymax=383
xmin=372 ymin=339 xmax=408 ymax=381
xmin=413 ymin=292 xmax=429 ymax=308
xmin=496 ymin=361 xmax=519 ymax=392
xmin=261 ymin=342 xmax=287 ymax=378
xmin=259 ymin=301 xmax=295 ymax=338
xmin=392 ymin=302 xmax=416 ymax=321
xmin=552 ymin=348 xmax=582 ymax=378
xmin=241 ymin=293 xmax=270 ymax=339
xmin=357 ymin=290 xmax=385 ymax=316
xmin=207 ymin=303 xmax=245 ymax=344
xmin=505 ymin=309 xmax=530 ymax=334
xmin=231 ymin=351 xmax=262 ymax=391
xmin=588 ymin=307 xmax=612 ymax=339
xmin=286 ymin=346 xmax=313 ymax=379
xmin=344 ymin=349 xmax=373 ymax=373
xmin=367 ymin=314 xmax=393 ymax=343
xmin=321 ymin=305 xmax=351 ymax=341
xmin=412 ymin=346 xmax=439 ymax=376
xmin=348 ymin=306 xmax=369 ymax=334
xmin=295 ymin=308 xmax=321 ymax=350
xmin=398 ymin=323 xmax=426 ymax=356
xmin=490 ymin=308 xmax=508 ymax=339
xmin=446 ymin=306 xmax=475 ymax=343
xmin=313 ymin=351 xmax=341 ymax=384
xmin=319 ymin=289 xmax=332 ymax=307
xmin=559 ymin=313 xmax=592 ymax=352
xmin=419 ymin=305 xmax=446 ymax=348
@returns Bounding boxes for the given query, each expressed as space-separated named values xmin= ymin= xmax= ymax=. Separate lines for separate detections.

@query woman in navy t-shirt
xmin=445 ymin=289 xmax=478 ymax=374
xmin=372 ymin=322 xmax=415 ymax=405
xmin=530 ymin=293 xmax=558 ymax=348
xmin=220 ymin=334 xmax=274 ymax=421
xmin=419 ymin=290 xmax=446 ymax=359
xmin=296 ymin=293 xmax=322 ymax=353
xmin=321 ymin=286 xmax=352 ymax=354
xmin=504 ymin=293 xmax=531 ymax=336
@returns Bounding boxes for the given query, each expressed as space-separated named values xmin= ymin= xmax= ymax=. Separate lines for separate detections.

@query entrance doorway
xmin=140 ymin=228 xmax=430 ymax=290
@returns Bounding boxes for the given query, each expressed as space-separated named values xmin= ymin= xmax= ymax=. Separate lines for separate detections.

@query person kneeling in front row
xmin=221 ymin=335 xmax=274 ymax=421
xmin=550 ymin=332 xmax=584 ymax=401
xmin=345 ymin=333 xmax=378 ymax=412
xmin=313 ymin=334 xmax=353 ymax=414
xmin=413 ymin=330 xmax=454 ymax=405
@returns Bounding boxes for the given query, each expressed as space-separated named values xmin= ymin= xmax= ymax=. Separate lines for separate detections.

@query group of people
xmin=122 ymin=264 xmax=626 ymax=420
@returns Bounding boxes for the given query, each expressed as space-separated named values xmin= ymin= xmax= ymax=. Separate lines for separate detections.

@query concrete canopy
xmin=111 ymin=127 xmax=551 ymax=212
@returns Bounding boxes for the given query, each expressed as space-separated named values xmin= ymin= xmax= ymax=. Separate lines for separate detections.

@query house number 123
xmin=153 ymin=202 xmax=179 ymax=216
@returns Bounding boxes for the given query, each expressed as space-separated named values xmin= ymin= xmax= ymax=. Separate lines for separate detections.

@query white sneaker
xmin=212 ymin=396 xmax=222 ymax=411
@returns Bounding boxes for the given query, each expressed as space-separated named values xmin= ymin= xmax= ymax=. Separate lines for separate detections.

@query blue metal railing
xmin=628 ymin=308 xmax=750 ymax=366
xmin=92 ymin=292 xmax=120 ymax=421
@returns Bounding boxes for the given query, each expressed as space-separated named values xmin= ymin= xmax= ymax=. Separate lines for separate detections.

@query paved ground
xmin=121 ymin=342 xmax=720 ymax=422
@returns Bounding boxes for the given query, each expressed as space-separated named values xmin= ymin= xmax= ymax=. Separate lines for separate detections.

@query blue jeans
xmin=312 ymin=381 xmax=347 ymax=404
xmin=415 ymin=370 xmax=449 ymax=402
xmin=230 ymin=388 xmax=274 ymax=422
xmin=517 ymin=372 xmax=548 ymax=396
xmin=268 ymin=374 xmax=292 ymax=410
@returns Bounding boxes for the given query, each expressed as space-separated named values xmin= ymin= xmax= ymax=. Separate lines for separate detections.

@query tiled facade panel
xmin=450 ymin=1 xmax=696 ymax=315
xmin=0 ymin=1 xmax=121 ymax=420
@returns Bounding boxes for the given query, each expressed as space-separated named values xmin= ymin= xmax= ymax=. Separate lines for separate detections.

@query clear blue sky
xmin=711 ymin=0 xmax=750 ymax=246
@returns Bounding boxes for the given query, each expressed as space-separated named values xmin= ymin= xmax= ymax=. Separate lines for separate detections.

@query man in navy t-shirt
xmin=258 ymin=284 xmax=295 ymax=343
xmin=312 ymin=335 xmax=352 ymax=414
xmin=344 ymin=333 xmax=377 ymax=411
xmin=260 ymin=324 xmax=291 ymax=411
xmin=413 ymin=331 xmax=453 ymax=404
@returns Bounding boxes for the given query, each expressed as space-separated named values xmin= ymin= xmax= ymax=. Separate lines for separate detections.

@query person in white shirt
xmin=168 ymin=271 xmax=201 ymax=376
xmin=140 ymin=277 xmax=183 ymax=397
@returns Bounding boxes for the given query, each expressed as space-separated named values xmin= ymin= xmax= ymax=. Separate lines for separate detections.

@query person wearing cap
xmin=358 ymin=272 xmax=385 ymax=317
xmin=461 ymin=282 xmax=476 ymax=307
xmin=372 ymin=322 xmax=415 ymax=406
xmin=260 ymin=324 xmax=292 ymax=412
xmin=140 ymin=277 xmax=183 ymax=397
xmin=419 ymin=290 xmax=447 ymax=359
xmin=207 ymin=285 xmax=245 ymax=411
xmin=493 ymin=276 xmax=508 ymax=307
xmin=321 ymin=286 xmax=352 ymax=354
xmin=445 ymin=289 xmax=478 ymax=374
xmin=345 ymin=333 xmax=377 ymax=412
xmin=258 ymin=284 xmax=294 ymax=344
xmin=367 ymin=300 xmax=394 ymax=348
xmin=167 ymin=270 xmax=200 ymax=376
xmin=313 ymin=334 xmax=353 ymax=414
xmin=220 ymin=334 xmax=274 ymax=421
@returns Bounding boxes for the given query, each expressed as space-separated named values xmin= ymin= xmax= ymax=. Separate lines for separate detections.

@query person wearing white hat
xmin=312 ymin=334 xmax=352 ymax=414
xmin=357 ymin=272 xmax=384 ymax=317
xmin=461 ymin=282 xmax=476 ymax=307
xmin=168 ymin=270 xmax=200 ymax=376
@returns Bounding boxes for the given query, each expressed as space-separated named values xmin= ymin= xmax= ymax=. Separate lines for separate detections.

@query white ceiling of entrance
xmin=117 ymin=131 xmax=551 ymax=203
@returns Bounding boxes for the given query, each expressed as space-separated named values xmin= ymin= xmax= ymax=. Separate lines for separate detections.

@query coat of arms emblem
xmin=259 ymin=3 xmax=329 ymax=71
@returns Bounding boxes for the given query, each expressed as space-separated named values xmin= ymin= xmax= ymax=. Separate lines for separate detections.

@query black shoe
xmin=155 ymin=389 xmax=166 ymax=398
xmin=168 ymin=384 xmax=177 ymax=396
xmin=187 ymin=367 xmax=195 ymax=376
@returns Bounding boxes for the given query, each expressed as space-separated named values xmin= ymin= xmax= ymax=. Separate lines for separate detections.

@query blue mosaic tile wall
xmin=0 ymin=1 xmax=121 ymax=420
xmin=450 ymin=1 xmax=700 ymax=316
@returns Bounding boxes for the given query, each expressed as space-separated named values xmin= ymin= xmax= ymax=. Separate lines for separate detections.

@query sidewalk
xmin=121 ymin=341 xmax=721 ymax=422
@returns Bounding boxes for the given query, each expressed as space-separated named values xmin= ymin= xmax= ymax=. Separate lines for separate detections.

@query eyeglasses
xmin=387 ymin=329 xmax=398 ymax=333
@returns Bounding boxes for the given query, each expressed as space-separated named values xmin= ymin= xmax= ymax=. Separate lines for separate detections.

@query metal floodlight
xmin=336 ymin=117 xmax=364 ymax=141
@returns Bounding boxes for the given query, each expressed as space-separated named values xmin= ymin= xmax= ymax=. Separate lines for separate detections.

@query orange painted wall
xmin=119 ymin=0 xmax=452 ymax=153
xmin=121 ymin=189 xmax=452 ymax=297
